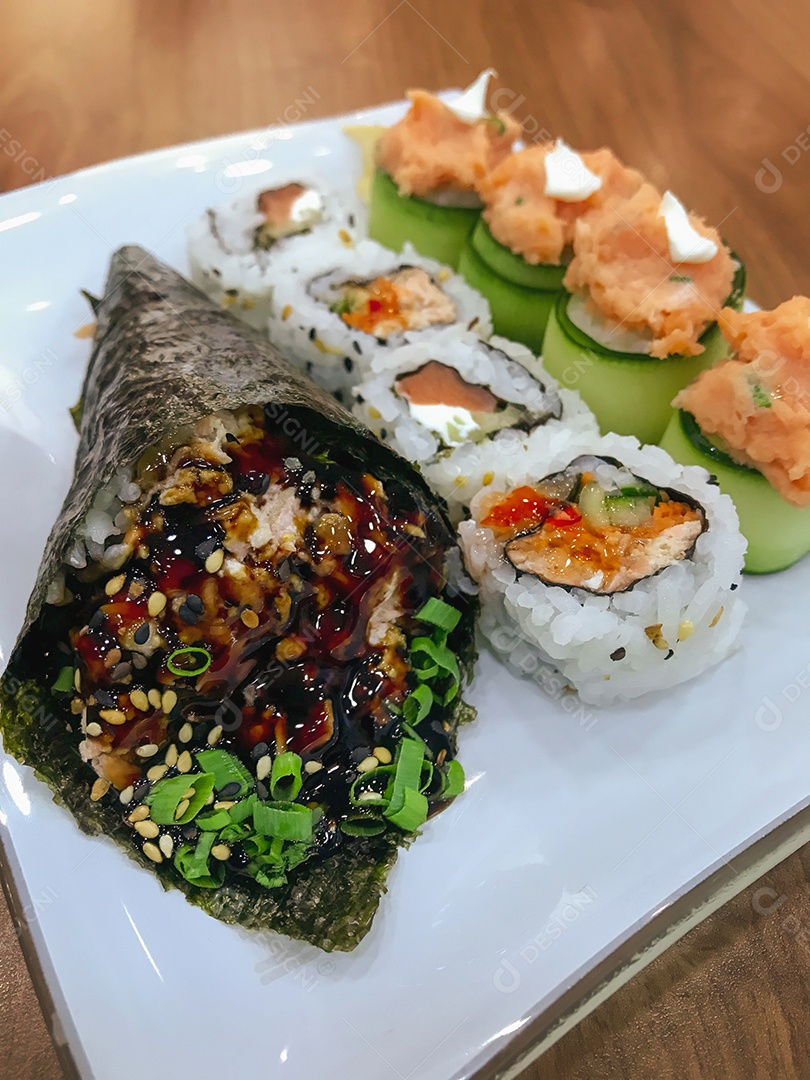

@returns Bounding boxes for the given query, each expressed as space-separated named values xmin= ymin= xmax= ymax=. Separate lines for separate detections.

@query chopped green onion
xmin=270 ymin=751 xmax=303 ymax=801
xmin=228 ymin=794 xmax=257 ymax=824
xmin=384 ymin=786 xmax=428 ymax=830
xmin=167 ymin=647 xmax=212 ymax=677
xmin=349 ymin=764 xmax=396 ymax=809
xmin=253 ymin=801 xmax=313 ymax=842
xmin=195 ymin=749 xmax=253 ymax=796
xmin=340 ymin=815 xmax=387 ymax=837
xmin=751 ymin=383 xmax=772 ymax=409
xmin=403 ymin=683 xmax=434 ymax=724
xmin=411 ymin=636 xmax=460 ymax=683
xmin=174 ymin=832 xmax=224 ymax=888
xmin=52 ymin=666 xmax=75 ymax=694
xmin=195 ymin=809 xmax=233 ymax=831
xmin=147 ymin=772 xmax=215 ymax=825
xmin=440 ymin=759 xmax=466 ymax=798
xmin=415 ymin=598 xmax=461 ymax=635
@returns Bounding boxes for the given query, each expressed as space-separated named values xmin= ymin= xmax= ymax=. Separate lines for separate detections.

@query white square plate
xmin=2 ymin=98 xmax=810 ymax=1080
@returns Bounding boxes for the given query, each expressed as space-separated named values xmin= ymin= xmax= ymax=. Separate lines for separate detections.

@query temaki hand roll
xmin=0 ymin=246 xmax=477 ymax=952
xmin=369 ymin=70 xmax=521 ymax=268
xmin=542 ymin=184 xmax=746 ymax=443
xmin=458 ymin=140 xmax=644 ymax=352
xmin=459 ymin=433 xmax=746 ymax=705
xmin=662 ymin=297 xmax=810 ymax=573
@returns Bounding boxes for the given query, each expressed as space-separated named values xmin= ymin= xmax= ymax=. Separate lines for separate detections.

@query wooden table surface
xmin=2 ymin=1 xmax=810 ymax=1077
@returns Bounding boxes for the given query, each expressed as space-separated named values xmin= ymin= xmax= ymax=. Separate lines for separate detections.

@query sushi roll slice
xmin=368 ymin=70 xmax=520 ymax=268
xmin=661 ymin=297 xmax=810 ymax=573
xmin=459 ymin=433 xmax=746 ymax=705
xmin=1 ymin=247 xmax=477 ymax=952
xmin=542 ymin=184 xmax=746 ymax=444
xmin=267 ymin=239 xmax=492 ymax=400
xmin=187 ymin=174 xmax=362 ymax=330
xmin=457 ymin=140 xmax=644 ymax=351
xmin=353 ymin=326 xmax=598 ymax=521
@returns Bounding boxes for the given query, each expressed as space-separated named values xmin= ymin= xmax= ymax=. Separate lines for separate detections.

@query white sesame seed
xmin=373 ymin=746 xmax=392 ymax=764
xmin=177 ymin=751 xmax=192 ymax=774
xmin=162 ymin=690 xmax=178 ymax=714
xmin=142 ymin=842 xmax=163 ymax=864
xmin=181 ymin=787 xmax=195 ymax=800
xmin=85 ymin=722 xmax=102 ymax=737
xmin=135 ymin=820 xmax=160 ymax=839
xmin=147 ymin=764 xmax=168 ymax=782
xmin=357 ymin=790 xmax=382 ymax=803
xmin=304 ymin=760 xmax=323 ymax=775
xmin=211 ymin=844 xmax=231 ymax=862
xmin=256 ymin=754 xmax=272 ymax=781
xmin=119 ymin=786 xmax=135 ymax=805
xmin=178 ymin=722 xmax=193 ymax=744
xmin=164 ymin=743 xmax=178 ymax=768
xmin=147 ymin=688 xmax=162 ymax=709
xmin=205 ymin=792 xmax=215 ymax=805
xmin=147 ymin=591 xmax=167 ymax=617
xmin=159 ymin=834 xmax=174 ymax=858
xmin=74 ymin=668 xmax=81 ymax=691
xmin=135 ymin=743 xmax=160 ymax=759
xmin=105 ymin=574 xmax=125 ymax=596
xmin=128 ymin=805 xmax=150 ymax=823
xmin=175 ymin=799 xmax=190 ymax=820
xmin=130 ymin=689 xmax=149 ymax=712
xmin=99 ymin=708 xmax=127 ymax=726
xmin=90 ymin=777 xmax=110 ymax=802
xmin=357 ymin=756 xmax=378 ymax=773
xmin=205 ymin=549 xmax=224 ymax=574
xmin=214 ymin=801 xmax=235 ymax=811
xmin=207 ymin=725 xmax=223 ymax=746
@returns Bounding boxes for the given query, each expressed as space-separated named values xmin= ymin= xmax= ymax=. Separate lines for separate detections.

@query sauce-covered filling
xmin=314 ymin=266 xmax=456 ymax=338
xmin=254 ymin=182 xmax=326 ymax=249
xmin=56 ymin=407 xmax=468 ymax=890
xmin=394 ymin=358 xmax=557 ymax=447
xmin=481 ymin=457 xmax=705 ymax=593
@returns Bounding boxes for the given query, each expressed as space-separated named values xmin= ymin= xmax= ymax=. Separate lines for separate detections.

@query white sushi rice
xmin=458 ymin=432 xmax=747 ymax=705
xmin=353 ymin=327 xmax=597 ymax=521
xmin=187 ymin=173 xmax=363 ymax=331
xmin=266 ymin=239 xmax=493 ymax=400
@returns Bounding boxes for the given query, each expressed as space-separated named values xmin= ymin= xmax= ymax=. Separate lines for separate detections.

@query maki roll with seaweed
xmin=267 ymin=239 xmax=492 ymax=399
xmin=661 ymin=297 xmax=810 ymax=573
xmin=187 ymin=174 xmax=362 ymax=330
xmin=352 ymin=326 xmax=597 ymax=521
xmin=459 ymin=434 xmax=746 ymax=704
xmin=368 ymin=70 xmax=520 ymax=268
xmin=458 ymin=140 xmax=644 ymax=351
xmin=542 ymin=184 xmax=746 ymax=443
xmin=0 ymin=247 xmax=477 ymax=952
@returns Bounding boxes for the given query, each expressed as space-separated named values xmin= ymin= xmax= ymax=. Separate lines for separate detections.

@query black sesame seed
xmin=224 ymin=432 xmax=239 ymax=443
xmin=610 ymin=647 xmax=627 ymax=662
xmin=730 ymin=582 xmax=739 ymax=590
xmin=250 ymin=742 xmax=269 ymax=761
xmin=185 ymin=593 xmax=204 ymax=614
xmin=380 ymin=428 xmax=388 ymax=440
xmin=256 ymin=781 xmax=270 ymax=801
xmin=131 ymin=779 xmax=151 ymax=805
xmin=277 ymin=560 xmax=291 ymax=582
xmin=180 ymin=823 xmax=200 ymax=842
xmin=306 ymin=362 xmax=313 ymax=374
xmin=348 ymin=213 xmax=356 ymax=228
xmin=89 ymin=609 xmax=105 ymax=630
xmin=95 ymin=689 xmax=116 ymax=708
xmin=132 ymin=653 xmax=148 ymax=670
xmin=133 ymin=622 xmax=150 ymax=645
xmin=664 ymin=649 xmax=675 ymax=660
xmin=352 ymin=340 xmax=362 ymax=355
xmin=179 ymin=604 xmax=199 ymax=625
xmin=219 ymin=782 xmax=241 ymax=800
xmin=195 ymin=536 xmax=220 ymax=560
xmin=351 ymin=746 xmax=372 ymax=764
xmin=343 ymin=356 xmax=353 ymax=373
xmin=308 ymin=327 xmax=316 ymax=341
xmin=110 ymin=663 xmax=132 ymax=682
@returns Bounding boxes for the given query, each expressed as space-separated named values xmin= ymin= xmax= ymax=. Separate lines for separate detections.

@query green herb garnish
xmin=669 ymin=274 xmax=692 ymax=283
xmin=52 ymin=667 xmax=74 ymax=694
xmin=167 ymin=647 xmax=211 ymax=677
xmin=751 ymin=383 xmax=772 ymax=408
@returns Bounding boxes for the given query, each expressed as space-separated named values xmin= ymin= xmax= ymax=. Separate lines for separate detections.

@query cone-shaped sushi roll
xmin=0 ymin=247 xmax=477 ymax=952
xmin=457 ymin=140 xmax=644 ymax=351
xmin=661 ymin=297 xmax=810 ymax=573
xmin=542 ymin=184 xmax=746 ymax=443
xmin=267 ymin=238 xmax=492 ymax=400
xmin=187 ymin=174 xmax=363 ymax=330
xmin=352 ymin=326 xmax=598 ymax=521
xmin=368 ymin=70 xmax=520 ymax=268
xmin=459 ymin=434 xmax=746 ymax=705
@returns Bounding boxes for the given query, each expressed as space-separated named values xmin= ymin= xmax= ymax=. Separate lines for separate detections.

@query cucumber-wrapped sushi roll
xmin=267 ymin=239 xmax=492 ymax=399
xmin=457 ymin=140 xmax=644 ymax=352
xmin=542 ymin=184 xmax=746 ymax=443
xmin=1 ymin=247 xmax=477 ymax=952
xmin=187 ymin=174 xmax=362 ymax=330
xmin=662 ymin=297 xmax=810 ymax=574
xmin=459 ymin=434 xmax=746 ymax=705
xmin=369 ymin=70 xmax=520 ymax=268
xmin=353 ymin=326 xmax=597 ymax=521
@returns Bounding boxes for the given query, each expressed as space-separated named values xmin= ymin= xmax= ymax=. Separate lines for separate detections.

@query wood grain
xmin=2 ymin=1 xmax=810 ymax=1077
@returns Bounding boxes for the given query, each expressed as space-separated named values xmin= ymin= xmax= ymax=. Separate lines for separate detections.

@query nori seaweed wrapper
xmin=0 ymin=245 xmax=477 ymax=951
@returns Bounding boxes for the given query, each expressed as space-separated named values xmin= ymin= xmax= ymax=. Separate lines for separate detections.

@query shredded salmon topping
xmin=563 ymin=182 xmax=734 ymax=358
xmin=478 ymin=144 xmax=644 ymax=265
xmin=675 ymin=297 xmax=810 ymax=505
xmin=376 ymin=89 xmax=520 ymax=198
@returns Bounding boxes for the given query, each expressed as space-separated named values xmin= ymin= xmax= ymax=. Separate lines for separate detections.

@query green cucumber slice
xmin=660 ymin=410 xmax=810 ymax=574
xmin=367 ymin=169 xmax=480 ymax=270
xmin=468 ymin=219 xmax=568 ymax=290
xmin=458 ymin=240 xmax=557 ymax=353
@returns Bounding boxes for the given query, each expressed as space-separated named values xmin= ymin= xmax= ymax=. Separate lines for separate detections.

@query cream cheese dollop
xmin=406 ymin=402 xmax=479 ymax=445
xmin=446 ymin=69 xmax=497 ymax=124
xmin=658 ymin=190 xmax=718 ymax=264
xmin=544 ymin=139 xmax=602 ymax=202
